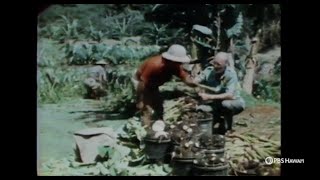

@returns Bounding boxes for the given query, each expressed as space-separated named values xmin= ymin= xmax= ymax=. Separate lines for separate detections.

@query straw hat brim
xmin=162 ymin=52 xmax=190 ymax=63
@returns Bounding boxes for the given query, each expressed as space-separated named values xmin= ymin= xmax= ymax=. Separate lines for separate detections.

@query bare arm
xmin=177 ymin=65 xmax=197 ymax=87
xmin=182 ymin=75 xmax=197 ymax=87
xmin=135 ymin=69 xmax=146 ymax=109
xmin=198 ymin=92 xmax=235 ymax=100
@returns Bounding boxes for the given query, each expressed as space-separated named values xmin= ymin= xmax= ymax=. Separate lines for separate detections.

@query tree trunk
xmin=242 ymin=57 xmax=256 ymax=94
xmin=191 ymin=41 xmax=198 ymax=60
xmin=214 ymin=12 xmax=221 ymax=55
xmin=227 ymin=38 xmax=235 ymax=69
xmin=190 ymin=39 xmax=202 ymax=78
xmin=242 ymin=36 xmax=259 ymax=94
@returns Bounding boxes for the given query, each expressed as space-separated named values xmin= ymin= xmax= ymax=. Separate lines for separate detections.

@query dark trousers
xmin=138 ymin=87 xmax=164 ymax=127
xmin=211 ymin=98 xmax=245 ymax=135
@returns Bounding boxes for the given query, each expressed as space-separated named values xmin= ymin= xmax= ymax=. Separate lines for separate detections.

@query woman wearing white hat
xmin=133 ymin=44 xmax=197 ymax=127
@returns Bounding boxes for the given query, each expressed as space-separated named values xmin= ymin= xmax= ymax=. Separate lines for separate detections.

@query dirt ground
xmin=233 ymin=105 xmax=280 ymax=141
xmin=37 ymin=97 xmax=280 ymax=174
xmin=37 ymin=99 xmax=128 ymax=170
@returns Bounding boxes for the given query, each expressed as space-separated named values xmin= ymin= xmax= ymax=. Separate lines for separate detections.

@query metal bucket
xmin=193 ymin=163 xmax=229 ymax=176
xmin=204 ymin=148 xmax=225 ymax=158
xmin=144 ymin=138 xmax=171 ymax=160
xmin=198 ymin=118 xmax=212 ymax=135
xmin=171 ymin=157 xmax=194 ymax=176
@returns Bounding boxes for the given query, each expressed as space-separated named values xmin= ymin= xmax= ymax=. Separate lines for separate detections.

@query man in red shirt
xmin=133 ymin=44 xmax=196 ymax=127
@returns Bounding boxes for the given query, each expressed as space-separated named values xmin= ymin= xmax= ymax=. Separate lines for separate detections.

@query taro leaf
xmin=114 ymin=144 xmax=131 ymax=158
xmin=194 ymin=39 xmax=212 ymax=49
xmin=130 ymin=154 xmax=145 ymax=164
xmin=125 ymin=121 xmax=133 ymax=130
xmin=135 ymin=169 xmax=152 ymax=176
xmin=153 ymin=164 xmax=166 ymax=175
xmin=96 ymin=162 xmax=109 ymax=176
xmin=92 ymin=167 xmax=100 ymax=176
xmin=119 ymin=132 xmax=130 ymax=139
xmin=61 ymin=158 xmax=71 ymax=167
xmin=227 ymin=12 xmax=243 ymax=38
xmin=109 ymin=167 xmax=117 ymax=176
xmin=135 ymin=128 xmax=147 ymax=141
xmin=97 ymin=146 xmax=110 ymax=158
xmin=91 ymin=53 xmax=103 ymax=61
xmin=130 ymin=165 xmax=152 ymax=176
xmin=104 ymin=55 xmax=117 ymax=65
xmin=77 ymin=167 xmax=90 ymax=175
xmin=73 ymin=44 xmax=88 ymax=61
xmin=130 ymin=148 xmax=143 ymax=158
xmin=192 ymin=25 xmax=212 ymax=35
xmin=110 ymin=149 xmax=121 ymax=161
xmin=162 ymin=164 xmax=172 ymax=173
xmin=114 ymin=160 xmax=129 ymax=173
xmin=220 ymin=8 xmax=226 ymax=13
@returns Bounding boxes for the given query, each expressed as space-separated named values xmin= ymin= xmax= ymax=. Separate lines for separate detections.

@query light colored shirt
xmin=196 ymin=66 xmax=242 ymax=99
xmin=88 ymin=65 xmax=106 ymax=83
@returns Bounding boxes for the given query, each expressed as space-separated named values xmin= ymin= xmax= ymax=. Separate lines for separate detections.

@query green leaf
xmin=128 ymin=165 xmax=152 ymax=176
xmin=162 ymin=164 xmax=172 ymax=173
xmin=114 ymin=160 xmax=129 ymax=171
xmin=226 ymin=12 xmax=243 ymax=38
xmin=97 ymin=146 xmax=109 ymax=158
xmin=109 ymin=167 xmax=117 ymax=176
xmin=120 ymin=133 xmax=130 ymax=139
xmin=114 ymin=144 xmax=131 ymax=158
xmin=153 ymin=164 xmax=166 ymax=175
xmin=110 ymin=149 xmax=121 ymax=161
xmin=194 ymin=39 xmax=212 ymax=49
xmin=92 ymin=167 xmax=100 ymax=175
xmin=96 ymin=162 xmax=109 ymax=175
xmin=130 ymin=154 xmax=145 ymax=163
xmin=77 ymin=167 xmax=90 ymax=175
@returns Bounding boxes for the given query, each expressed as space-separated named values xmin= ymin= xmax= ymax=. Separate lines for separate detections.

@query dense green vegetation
xmin=38 ymin=4 xmax=281 ymax=112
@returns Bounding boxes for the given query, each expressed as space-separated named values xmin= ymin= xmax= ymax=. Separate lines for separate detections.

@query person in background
xmin=83 ymin=60 xmax=108 ymax=100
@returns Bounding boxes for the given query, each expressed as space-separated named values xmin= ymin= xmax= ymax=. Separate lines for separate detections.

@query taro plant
xmin=38 ymin=68 xmax=87 ymax=103
xmin=63 ymin=42 xmax=160 ymax=65
xmin=252 ymin=79 xmax=280 ymax=102
xmin=60 ymin=15 xmax=80 ymax=40
xmin=103 ymin=9 xmax=145 ymax=39
xmin=141 ymin=23 xmax=185 ymax=45
xmin=88 ymin=20 xmax=104 ymax=42
xmin=101 ymin=76 xmax=136 ymax=115
xmin=119 ymin=118 xmax=147 ymax=144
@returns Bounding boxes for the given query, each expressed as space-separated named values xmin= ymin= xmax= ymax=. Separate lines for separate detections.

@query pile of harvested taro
xmin=226 ymin=132 xmax=281 ymax=176
xmin=162 ymin=96 xmax=281 ymax=176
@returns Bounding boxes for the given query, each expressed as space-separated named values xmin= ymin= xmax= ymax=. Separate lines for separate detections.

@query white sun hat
xmin=162 ymin=44 xmax=191 ymax=63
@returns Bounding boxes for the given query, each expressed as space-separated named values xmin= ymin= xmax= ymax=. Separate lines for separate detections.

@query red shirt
xmin=136 ymin=55 xmax=189 ymax=88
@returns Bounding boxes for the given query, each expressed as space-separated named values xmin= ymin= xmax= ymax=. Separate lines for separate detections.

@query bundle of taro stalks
xmin=163 ymin=97 xmax=198 ymax=123
xmin=225 ymin=132 xmax=281 ymax=176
